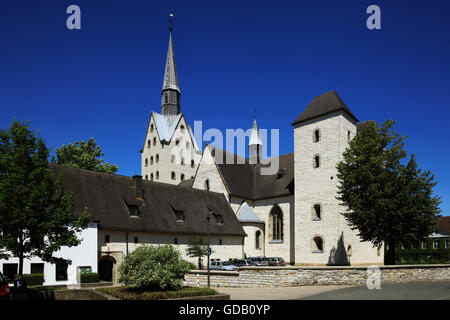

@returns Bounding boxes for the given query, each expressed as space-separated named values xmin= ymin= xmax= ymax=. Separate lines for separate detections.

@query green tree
xmin=118 ymin=245 xmax=190 ymax=291
xmin=0 ymin=120 xmax=90 ymax=275
xmin=186 ymin=238 xmax=208 ymax=270
xmin=336 ymin=120 xmax=441 ymax=265
xmin=51 ymin=137 xmax=118 ymax=174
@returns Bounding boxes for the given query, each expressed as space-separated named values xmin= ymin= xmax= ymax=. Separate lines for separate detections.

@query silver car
xmin=210 ymin=261 xmax=238 ymax=271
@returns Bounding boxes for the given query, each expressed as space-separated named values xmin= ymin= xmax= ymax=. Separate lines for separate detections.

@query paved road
xmin=301 ymin=281 xmax=450 ymax=300
xmin=218 ymin=285 xmax=349 ymax=300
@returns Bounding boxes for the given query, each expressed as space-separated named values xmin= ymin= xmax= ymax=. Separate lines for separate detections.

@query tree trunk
xmin=385 ymin=240 xmax=396 ymax=265
xmin=18 ymin=234 xmax=24 ymax=277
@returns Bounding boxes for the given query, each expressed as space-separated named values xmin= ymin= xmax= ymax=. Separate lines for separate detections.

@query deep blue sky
xmin=0 ymin=1 xmax=448 ymax=215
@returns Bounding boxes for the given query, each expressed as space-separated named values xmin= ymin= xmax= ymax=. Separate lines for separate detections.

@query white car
xmin=210 ymin=261 xmax=238 ymax=271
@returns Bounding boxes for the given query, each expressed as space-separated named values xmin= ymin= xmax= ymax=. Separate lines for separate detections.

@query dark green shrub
xmin=118 ymin=245 xmax=191 ymax=291
xmin=80 ymin=272 xmax=100 ymax=283
xmin=15 ymin=274 xmax=44 ymax=286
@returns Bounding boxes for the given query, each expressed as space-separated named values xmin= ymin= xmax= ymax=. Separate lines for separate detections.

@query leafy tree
xmin=0 ymin=119 xmax=90 ymax=275
xmin=336 ymin=120 xmax=441 ymax=265
xmin=118 ymin=245 xmax=191 ymax=291
xmin=186 ymin=238 xmax=208 ymax=270
xmin=51 ymin=137 xmax=118 ymax=174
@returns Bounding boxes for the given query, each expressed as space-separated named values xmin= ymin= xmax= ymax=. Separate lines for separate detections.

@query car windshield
xmin=221 ymin=261 xmax=231 ymax=266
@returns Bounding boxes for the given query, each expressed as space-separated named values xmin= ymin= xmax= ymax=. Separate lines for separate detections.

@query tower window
xmin=156 ymin=154 xmax=159 ymax=163
xmin=347 ymin=130 xmax=351 ymax=143
xmin=171 ymin=171 xmax=176 ymax=180
xmin=145 ymin=174 xmax=148 ymax=180
xmin=180 ymin=125 xmax=185 ymax=132
xmin=191 ymin=160 xmax=195 ymax=168
xmin=313 ymin=204 xmax=321 ymax=220
xmin=150 ymin=156 xmax=153 ymax=165
xmin=156 ymin=171 xmax=159 ymax=180
xmin=314 ymin=155 xmax=320 ymax=168
xmin=145 ymin=158 xmax=148 ymax=167
xmin=175 ymin=139 xmax=180 ymax=146
xmin=164 ymin=92 xmax=168 ymax=103
xmin=347 ymin=245 xmax=352 ymax=256
xmin=180 ymin=174 xmax=185 ymax=181
xmin=255 ymin=230 xmax=261 ymax=249
xmin=153 ymin=137 xmax=156 ymax=146
xmin=147 ymin=140 xmax=151 ymax=148
xmin=313 ymin=129 xmax=320 ymax=143
xmin=205 ymin=179 xmax=210 ymax=191
xmin=150 ymin=124 xmax=154 ymax=132
xmin=312 ymin=236 xmax=324 ymax=253
xmin=150 ymin=173 xmax=153 ymax=181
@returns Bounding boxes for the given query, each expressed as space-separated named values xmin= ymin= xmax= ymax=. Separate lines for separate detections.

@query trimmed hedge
xmin=80 ymin=272 xmax=100 ymax=283
xmin=15 ymin=274 xmax=44 ymax=286
xmin=97 ymin=286 xmax=218 ymax=300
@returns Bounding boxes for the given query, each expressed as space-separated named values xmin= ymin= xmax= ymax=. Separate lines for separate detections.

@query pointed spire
xmin=162 ymin=31 xmax=180 ymax=93
xmin=249 ymin=118 xmax=263 ymax=146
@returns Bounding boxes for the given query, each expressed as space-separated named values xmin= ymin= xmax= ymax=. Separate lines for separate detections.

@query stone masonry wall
xmin=184 ymin=265 xmax=450 ymax=288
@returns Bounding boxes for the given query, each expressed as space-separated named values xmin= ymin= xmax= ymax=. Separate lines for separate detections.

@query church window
xmin=145 ymin=158 xmax=148 ymax=167
xmin=313 ymin=204 xmax=321 ymax=220
xmin=164 ymin=92 xmax=168 ymax=103
xmin=191 ymin=160 xmax=195 ymax=168
xmin=147 ymin=140 xmax=151 ymax=148
xmin=347 ymin=130 xmax=351 ymax=143
xmin=150 ymin=156 xmax=153 ymax=165
xmin=347 ymin=245 xmax=352 ymax=256
xmin=180 ymin=174 xmax=185 ymax=181
xmin=145 ymin=174 xmax=148 ymax=180
xmin=377 ymin=246 xmax=381 ymax=256
xmin=205 ymin=179 xmax=210 ymax=191
xmin=175 ymin=139 xmax=180 ymax=146
xmin=153 ymin=137 xmax=156 ymax=146
xmin=150 ymin=124 xmax=154 ymax=132
xmin=171 ymin=171 xmax=176 ymax=180
xmin=312 ymin=236 xmax=324 ymax=253
xmin=156 ymin=154 xmax=159 ymax=163
xmin=180 ymin=125 xmax=185 ymax=132
xmin=313 ymin=155 xmax=320 ymax=168
xmin=313 ymin=129 xmax=320 ymax=143
xmin=270 ymin=205 xmax=283 ymax=241
xmin=255 ymin=231 xmax=261 ymax=249
xmin=156 ymin=171 xmax=159 ymax=180
xmin=150 ymin=173 xmax=153 ymax=181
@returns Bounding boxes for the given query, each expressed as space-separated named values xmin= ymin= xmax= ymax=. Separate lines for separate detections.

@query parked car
xmin=233 ymin=259 xmax=254 ymax=267
xmin=249 ymin=256 xmax=269 ymax=266
xmin=0 ymin=271 xmax=11 ymax=300
xmin=210 ymin=261 xmax=238 ymax=271
xmin=267 ymin=257 xmax=286 ymax=266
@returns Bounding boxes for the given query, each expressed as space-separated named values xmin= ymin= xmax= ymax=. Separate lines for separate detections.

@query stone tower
xmin=161 ymin=31 xmax=181 ymax=117
xmin=249 ymin=118 xmax=263 ymax=164
xmin=292 ymin=90 xmax=383 ymax=265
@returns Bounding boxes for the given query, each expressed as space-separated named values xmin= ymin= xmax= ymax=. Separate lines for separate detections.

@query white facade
xmin=0 ymin=223 xmax=98 ymax=286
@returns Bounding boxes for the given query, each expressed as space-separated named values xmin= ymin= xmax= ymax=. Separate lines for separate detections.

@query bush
xmin=118 ymin=245 xmax=191 ymax=291
xmin=187 ymin=262 xmax=196 ymax=270
xmin=15 ymin=274 xmax=44 ymax=286
xmin=80 ymin=272 xmax=100 ymax=283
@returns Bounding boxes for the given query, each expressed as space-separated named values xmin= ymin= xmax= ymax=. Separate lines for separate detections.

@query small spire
xmin=249 ymin=117 xmax=263 ymax=146
xmin=162 ymin=18 xmax=180 ymax=94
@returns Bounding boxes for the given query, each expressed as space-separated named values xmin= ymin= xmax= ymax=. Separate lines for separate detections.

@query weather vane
xmin=169 ymin=13 xmax=174 ymax=32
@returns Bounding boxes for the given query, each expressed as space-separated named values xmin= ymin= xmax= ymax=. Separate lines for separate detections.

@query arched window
xmin=164 ymin=92 xmax=168 ymax=103
xmin=312 ymin=236 xmax=324 ymax=253
xmin=180 ymin=125 xmax=185 ymax=132
xmin=347 ymin=130 xmax=351 ymax=143
xmin=313 ymin=204 xmax=321 ymax=220
xmin=156 ymin=171 xmax=159 ymax=180
xmin=314 ymin=155 xmax=320 ymax=168
xmin=145 ymin=158 xmax=148 ymax=167
xmin=153 ymin=137 xmax=156 ymax=146
xmin=156 ymin=154 xmax=159 ymax=163
xmin=150 ymin=173 xmax=153 ymax=181
xmin=205 ymin=179 xmax=210 ymax=191
xmin=191 ymin=160 xmax=195 ymax=168
xmin=150 ymin=156 xmax=153 ymax=165
xmin=145 ymin=174 xmax=148 ymax=180
xmin=270 ymin=205 xmax=283 ymax=241
xmin=175 ymin=139 xmax=180 ymax=146
xmin=347 ymin=245 xmax=352 ymax=257
xmin=147 ymin=140 xmax=151 ymax=148
xmin=255 ymin=230 xmax=261 ymax=249
xmin=313 ymin=129 xmax=320 ymax=143
xmin=171 ymin=171 xmax=176 ymax=180
xmin=150 ymin=124 xmax=154 ymax=132
xmin=180 ymin=174 xmax=185 ymax=181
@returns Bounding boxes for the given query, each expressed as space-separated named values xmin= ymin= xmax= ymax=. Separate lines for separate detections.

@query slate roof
xmin=236 ymin=202 xmax=264 ymax=224
xmin=50 ymin=164 xmax=245 ymax=237
xmin=209 ymin=146 xmax=294 ymax=201
xmin=292 ymin=90 xmax=359 ymax=126
xmin=152 ymin=112 xmax=183 ymax=143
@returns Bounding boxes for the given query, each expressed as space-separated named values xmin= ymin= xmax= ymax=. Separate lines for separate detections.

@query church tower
xmin=161 ymin=30 xmax=181 ymax=116
xmin=249 ymin=118 xmax=263 ymax=164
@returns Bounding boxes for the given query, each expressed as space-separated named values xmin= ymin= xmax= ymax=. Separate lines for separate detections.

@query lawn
xmin=96 ymin=286 xmax=218 ymax=300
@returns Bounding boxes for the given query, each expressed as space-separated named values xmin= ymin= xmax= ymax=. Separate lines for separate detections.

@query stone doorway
xmin=98 ymin=256 xmax=116 ymax=282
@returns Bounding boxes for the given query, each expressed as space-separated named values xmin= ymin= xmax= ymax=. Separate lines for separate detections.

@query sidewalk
xmin=217 ymin=285 xmax=352 ymax=300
